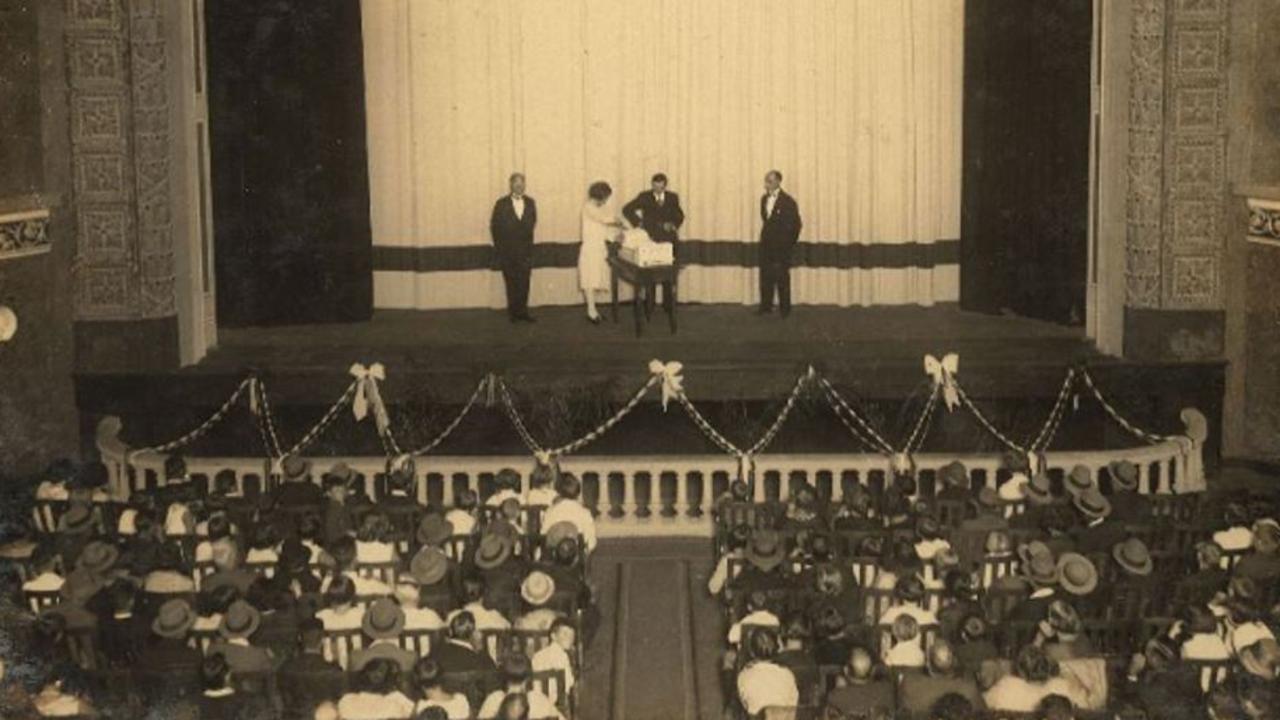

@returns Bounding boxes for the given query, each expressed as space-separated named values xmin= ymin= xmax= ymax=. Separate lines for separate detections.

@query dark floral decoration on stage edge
xmin=0 ymin=214 xmax=51 ymax=258
xmin=1248 ymin=204 xmax=1280 ymax=240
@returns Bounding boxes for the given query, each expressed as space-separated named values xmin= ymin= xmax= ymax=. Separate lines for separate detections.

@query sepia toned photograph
xmin=0 ymin=0 xmax=1278 ymax=718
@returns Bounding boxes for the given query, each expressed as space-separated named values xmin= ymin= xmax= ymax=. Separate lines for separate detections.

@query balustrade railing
xmin=97 ymin=408 xmax=1207 ymax=538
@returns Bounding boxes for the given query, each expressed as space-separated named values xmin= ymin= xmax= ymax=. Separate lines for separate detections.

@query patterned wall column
xmin=1123 ymin=0 xmax=1229 ymax=360
xmin=66 ymin=0 xmax=178 ymax=369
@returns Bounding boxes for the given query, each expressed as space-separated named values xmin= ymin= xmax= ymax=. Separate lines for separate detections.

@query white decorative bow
xmin=535 ymin=450 xmax=553 ymax=467
xmin=350 ymin=362 xmax=391 ymax=435
xmin=648 ymin=359 xmax=685 ymax=411
xmin=924 ymin=353 xmax=960 ymax=411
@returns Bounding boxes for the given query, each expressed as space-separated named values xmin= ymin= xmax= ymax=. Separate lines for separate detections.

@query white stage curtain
xmin=362 ymin=0 xmax=962 ymax=310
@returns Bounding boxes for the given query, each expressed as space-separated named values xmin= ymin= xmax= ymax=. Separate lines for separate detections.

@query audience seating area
xmin=707 ymin=458 xmax=1280 ymax=719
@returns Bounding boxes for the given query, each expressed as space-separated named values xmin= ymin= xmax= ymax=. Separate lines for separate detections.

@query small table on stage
xmin=608 ymin=250 xmax=679 ymax=337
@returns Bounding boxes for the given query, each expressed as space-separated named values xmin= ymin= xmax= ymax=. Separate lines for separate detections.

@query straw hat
xmin=1112 ymin=537 xmax=1153 ymax=576
xmin=1055 ymin=553 xmax=1098 ymax=596
xmin=59 ymin=504 xmax=94 ymax=534
xmin=521 ymin=571 xmax=556 ymax=607
xmin=362 ymin=598 xmax=405 ymax=640
xmin=1024 ymin=473 xmax=1053 ymax=505
xmin=281 ymin=455 xmax=311 ymax=480
xmin=1072 ymin=488 xmax=1111 ymax=520
xmin=219 ymin=600 xmax=261 ymax=640
xmin=152 ymin=599 xmax=197 ymax=639
xmin=1109 ymin=461 xmax=1139 ymax=491
xmin=747 ymin=531 xmax=786 ymax=571
xmin=1065 ymin=465 xmax=1093 ymax=495
xmin=939 ymin=461 xmax=968 ymax=489
xmin=409 ymin=547 xmax=449 ymax=586
xmin=75 ymin=541 xmax=119 ymax=575
xmin=544 ymin=521 xmax=579 ymax=550
xmin=324 ymin=462 xmax=355 ymax=484
xmin=474 ymin=533 xmax=513 ymax=570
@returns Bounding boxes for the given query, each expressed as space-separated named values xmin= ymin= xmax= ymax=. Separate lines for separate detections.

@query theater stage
xmin=74 ymin=305 xmax=1225 ymax=461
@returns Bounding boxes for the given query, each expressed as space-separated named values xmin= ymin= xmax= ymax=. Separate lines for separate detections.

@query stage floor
xmin=196 ymin=304 xmax=1099 ymax=399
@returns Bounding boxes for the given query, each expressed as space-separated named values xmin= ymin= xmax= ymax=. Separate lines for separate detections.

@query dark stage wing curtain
xmin=961 ymin=0 xmax=1092 ymax=326
xmin=206 ymin=0 xmax=372 ymax=327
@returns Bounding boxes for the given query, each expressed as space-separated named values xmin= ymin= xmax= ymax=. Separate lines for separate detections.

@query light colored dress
xmin=579 ymin=199 xmax=617 ymax=291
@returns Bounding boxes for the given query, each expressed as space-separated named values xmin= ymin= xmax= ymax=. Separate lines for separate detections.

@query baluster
xmin=620 ymin=472 xmax=637 ymax=519
xmin=673 ymin=471 xmax=688 ymax=518
xmin=441 ymin=473 xmax=455 ymax=509
xmin=636 ymin=471 xmax=653 ymax=519
xmin=752 ymin=472 xmax=767 ymax=504
xmin=1137 ymin=461 xmax=1151 ymax=495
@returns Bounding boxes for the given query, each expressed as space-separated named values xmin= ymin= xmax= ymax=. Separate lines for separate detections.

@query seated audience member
xmin=98 ymin=580 xmax=148 ymax=667
xmin=772 ymin=614 xmax=818 ymax=704
xmin=813 ymin=604 xmax=859 ymax=666
xmin=195 ymin=511 xmax=234 ymax=562
xmin=316 ymin=575 xmax=364 ymax=633
xmin=245 ymin=520 xmax=283 ymax=566
xmin=444 ymin=489 xmax=480 ymax=537
xmin=208 ymin=599 xmax=274 ymax=675
xmin=880 ymin=574 xmax=938 ymax=627
xmin=379 ymin=466 xmax=423 ymax=517
xmin=883 ymin=613 xmax=926 ymax=669
xmin=487 ymin=468 xmax=523 ymax=507
xmin=1039 ymin=600 xmax=1096 ymax=662
xmin=1069 ymin=488 xmax=1125 ymax=555
xmin=408 ymin=545 xmax=459 ymax=616
xmin=1064 ymin=465 xmax=1093 ymax=498
xmin=983 ymin=645 xmax=1088 ymax=713
xmin=937 ymin=570 xmax=981 ymax=642
xmin=277 ymin=538 xmax=323 ymax=600
xmin=325 ymin=536 xmax=392 ymax=597
xmin=782 ymin=483 xmax=825 ymax=531
xmin=1236 ymin=518 xmax=1280 ymax=586
xmin=31 ymin=669 xmax=95 ymax=718
xmin=321 ymin=465 xmax=355 ymax=546
xmin=477 ymin=653 xmax=564 ymax=720
xmin=35 ymin=459 xmax=77 ymax=501
xmin=299 ymin=513 xmax=330 ymax=565
xmin=729 ymin=530 xmax=791 ymax=598
xmin=273 ymin=455 xmax=322 ymax=507
xmin=199 ymin=652 xmax=272 ymax=720
xmin=1174 ymin=603 xmax=1231 ymax=660
xmin=1109 ymin=537 xmax=1160 ymax=615
xmin=832 ymin=484 xmax=878 ymax=531
xmin=805 ymin=561 xmax=862 ymax=629
xmin=279 ymin=618 xmax=347 ymax=720
xmin=449 ymin=578 xmax=512 ymax=632
xmin=825 ymin=646 xmax=893 ymax=718
xmin=1037 ymin=693 xmax=1077 ymax=720
xmin=413 ymin=658 xmax=470 ymax=719
xmin=54 ymin=504 xmax=97 ymax=572
xmin=1005 ymin=543 xmax=1059 ymax=623
xmin=136 ymin=599 xmax=204 ymax=702
xmin=708 ymin=525 xmax=750 ymax=597
xmin=356 ymin=511 xmax=398 ymax=564
xmin=204 ymin=541 xmax=256 ymax=595
xmin=195 ymin=583 xmax=240 ymax=636
xmin=915 ymin=516 xmax=952 ymax=563
xmin=1212 ymin=501 xmax=1254 ymax=553
xmin=735 ymin=627 xmax=798 ymax=718
xmin=526 ymin=462 xmax=559 ymax=507
xmin=350 ymin=598 xmax=417 ymax=673
xmin=396 ymin=579 xmax=445 ymax=631
xmin=1177 ymin=541 xmax=1228 ymax=607
xmin=1012 ymin=472 xmax=1056 ymax=531
xmin=953 ymin=488 xmax=1008 ymax=570
xmin=539 ymin=474 xmax=597 ymax=554
xmin=531 ymin=617 xmax=579 ymax=694
xmin=1106 ymin=460 xmax=1152 ymax=523
xmin=728 ymin=591 xmax=781 ymax=646
xmin=22 ymin=543 xmax=65 ymax=595
xmin=930 ymin=692 xmax=977 ymax=720
xmin=1054 ymin=552 xmax=1098 ymax=602
xmin=433 ymin=611 xmax=498 ymax=675
xmin=338 ymin=658 xmax=416 ymax=720
xmin=1118 ymin=637 xmax=1204 ymax=720
xmin=516 ymin=571 xmax=562 ymax=631
xmin=143 ymin=541 xmax=196 ymax=594
xmin=900 ymin=640 xmax=984 ymax=715
xmin=936 ymin=461 xmax=971 ymax=503
xmin=474 ymin=531 xmax=525 ymax=618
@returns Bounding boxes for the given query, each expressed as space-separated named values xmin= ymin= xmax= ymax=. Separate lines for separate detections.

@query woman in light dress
xmin=579 ymin=181 xmax=624 ymax=323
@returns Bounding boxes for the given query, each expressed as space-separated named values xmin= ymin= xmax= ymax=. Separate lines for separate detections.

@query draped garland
xmin=123 ymin=355 xmax=1194 ymax=484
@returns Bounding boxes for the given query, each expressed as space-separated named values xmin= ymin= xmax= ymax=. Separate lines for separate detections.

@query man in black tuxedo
xmin=622 ymin=172 xmax=685 ymax=245
xmin=758 ymin=170 xmax=803 ymax=317
xmin=489 ymin=172 xmax=538 ymax=322
xmin=623 ymin=173 xmax=685 ymax=310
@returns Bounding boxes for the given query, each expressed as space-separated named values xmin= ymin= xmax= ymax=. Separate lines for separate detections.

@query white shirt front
xmin=512 ymin=195 xmax=525 ymax=220
xmin=526 ymin=487 xmax=558 ymax=507
xmin=337 ymin=691 xmax=415 ymax=720
xmin=654 ymin=191 xmax=665 ymax=206
xmin=883 ymin=640 xmax=926 ymax=668
xmin=1182 ymin=632 xmax=1231 ymax=660
xmin=448 ymin=602 xmax=511 ymax=632
xmin=402 ymin=606 xmax=444 ymax=631
xmin=765 ymin=191 xmax=779 ymax=218
xmin=444 ymin=509 xmax=476 ymax=537
xmin=23 ymin=572 xmax=65 ymax=593
xmin=737 ymin=661 xmax=798 ymax=716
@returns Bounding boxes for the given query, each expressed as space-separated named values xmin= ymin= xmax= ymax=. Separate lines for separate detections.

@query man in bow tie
xmin=490 ymin=172 xmax=538 ymax=323
xmin=758 ymin=170 xmax=803 ymax=317
xmin=622 ymin=172 xmax=685 ymax=246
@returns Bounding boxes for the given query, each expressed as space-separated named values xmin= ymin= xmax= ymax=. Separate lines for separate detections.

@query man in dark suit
xmin=622 ymin=173 xmax=685 ymax=245
xmin=489 ymin=172 xmax=538 ymax=323
xmin=135 ymin=599 xmax=204 ymax=704
xmin=757 ymin=170 xmax=803 ymax=317
xmin=898 ymin=640 xmax=984 ymax=715
xmin=278 ymin=619 xmax=346 ymax=720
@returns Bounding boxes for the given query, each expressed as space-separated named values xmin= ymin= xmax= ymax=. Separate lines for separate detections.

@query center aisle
xmin=579 ymin=538 xmax=726 ymax=720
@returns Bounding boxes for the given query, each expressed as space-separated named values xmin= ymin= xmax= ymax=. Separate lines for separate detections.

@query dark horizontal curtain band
xmin=373 ymin=239 xmax=960 ymax=273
